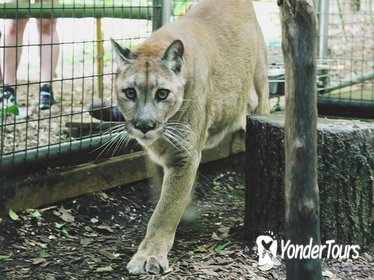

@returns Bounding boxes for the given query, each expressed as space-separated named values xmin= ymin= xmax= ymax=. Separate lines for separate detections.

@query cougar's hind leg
xmin=254 ymin=56 xmax=270 ymax=114
xmin=248 ymin=84 xmax=259 ymax=115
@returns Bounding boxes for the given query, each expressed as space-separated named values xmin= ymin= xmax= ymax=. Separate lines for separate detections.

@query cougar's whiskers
xmin=162 ymin=121 xmax=196 ymax=156
xmin=93 ymin=123 xmax=130 ymax=158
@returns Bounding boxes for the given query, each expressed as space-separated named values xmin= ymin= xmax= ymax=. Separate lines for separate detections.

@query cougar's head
xmin=112 ymin=39 xmax=186 ymax=146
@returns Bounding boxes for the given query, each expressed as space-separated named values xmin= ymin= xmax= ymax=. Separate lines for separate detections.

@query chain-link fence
xmin=0 ymin=0 xmax=373 ymax=173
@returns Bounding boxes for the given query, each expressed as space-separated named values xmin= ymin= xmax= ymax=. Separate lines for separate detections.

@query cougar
xmin=111 ymin=0 xmax=269 ymax=274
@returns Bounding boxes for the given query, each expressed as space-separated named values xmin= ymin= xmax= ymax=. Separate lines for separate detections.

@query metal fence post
xmin=152 ymin=0 xmax=171 ymax=31
xmin=317 ymin=0 xmax=330 ymax=60
xmin=162 ymin=0 xmax=171 ymax=25
xmin=152 ymin=0 xmax=163 ymax=31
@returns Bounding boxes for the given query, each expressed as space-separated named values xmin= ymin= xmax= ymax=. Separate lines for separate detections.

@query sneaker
xmin=88 ymin=99 xmax=125 ymax=122
xmin=0 ymin=85 xmax=16 ymax=108
xmin=39 ymin=84 xmax=56 ymax=110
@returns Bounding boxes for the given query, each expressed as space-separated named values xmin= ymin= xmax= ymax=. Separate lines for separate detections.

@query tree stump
xmin=245 ymin=114 xmax=374 ymax=248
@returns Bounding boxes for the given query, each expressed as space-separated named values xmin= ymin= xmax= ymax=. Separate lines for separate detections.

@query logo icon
xmin=256 ymin=234 xmax=278 ymax=266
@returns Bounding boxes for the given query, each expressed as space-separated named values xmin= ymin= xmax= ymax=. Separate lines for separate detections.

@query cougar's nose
xmin=134 ymin=121 xmax=156 ymax=134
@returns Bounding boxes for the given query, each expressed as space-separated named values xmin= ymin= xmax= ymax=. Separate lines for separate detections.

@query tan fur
xmin=112 ymin=0 xmax=269 ymax=274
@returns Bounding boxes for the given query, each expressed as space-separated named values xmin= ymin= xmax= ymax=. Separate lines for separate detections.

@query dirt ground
xmin=0 ymin=155 xmax=373 ymax=280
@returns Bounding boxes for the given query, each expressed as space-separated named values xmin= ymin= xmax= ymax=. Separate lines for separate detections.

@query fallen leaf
xmin=201 ymin=268 xmax=220 ymax=277
xmin=201 ymin=242 xmax=214 ymax=250
xmin=90 ymin=217 xmax=99 ymax=224
xmin=322 ymin=269 xmax=334 ymax=278
xmin=45 ymin=273 xmax=56 ymax=280
xmin=39 ymin=236 xmax=50 ymax=243
xmin=80 ymin=238 xmax=94 ymax=246
xmin=96 ymin=225 xmax=114 ymax=233
xmin=31 ymin=210 xmax=42 ymax=219
xmin=96 ymin=265 xmax=113 ymax=272
xmin=32 ymin=257 xmax=47 ymax=265
xmin=98 ymin=249 xmax=118 ymax=260
xmin=97 ymin=192 xmax=109 ymax=201
xmin=54 ymin=222 xmax=66 ymax=229
xmin=0 ymin=254 xmax=12 ymax=260
xmin=218 ymin=226 xmax=231 ymax=238
xmin=84 ymin=226 xmax=93 ymax=232
xmin=211 ymin=232 xmax=222 ymax=241
xmin=212 ymin=242 xmax=230 ymax=252
xmin=59 ymin=207 xmax=75 ymax=223
xmin=9 ymin=209 xmax=20 ymax=221
xmin=39 ymin=250 xmax=50 ymax=258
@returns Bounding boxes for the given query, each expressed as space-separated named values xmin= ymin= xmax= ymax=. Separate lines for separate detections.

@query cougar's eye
xmin=122 ymin=88 xmax=137 ymax=100
xmin=156 ymin=89 xmax=170 ymax=101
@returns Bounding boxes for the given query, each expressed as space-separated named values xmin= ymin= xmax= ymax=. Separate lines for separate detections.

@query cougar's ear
xmin=111 ymin=38 xmax=133 ymax=66
xmin=162 ymin=39 xmax=184 ymax=73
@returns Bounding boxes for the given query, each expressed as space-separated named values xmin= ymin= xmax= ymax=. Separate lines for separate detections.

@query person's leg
xmin=36 ymin=0 xmax=59 ymax=109
xmin=0 ymin=0 xmax=28 ymax=108
xmin=36 ymin=0 xmax=59 ymax=84
xmin=36 ymin=18 xmax=59 ymax=84
xmin=0 ymin=0 xmax=28 ymax=86
xmin=0 ymin=18 xmax=28 ymax=86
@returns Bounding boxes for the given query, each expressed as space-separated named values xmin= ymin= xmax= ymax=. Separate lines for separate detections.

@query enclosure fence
xmin=316 ymin=0 xmax=374 ymax=115
xmin=0 ymin=0 xmax=373 ymax=174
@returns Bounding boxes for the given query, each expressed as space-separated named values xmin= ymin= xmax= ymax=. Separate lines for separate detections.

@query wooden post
xmin=96 ymin=18 xmax=104 ymax=98
xmin=280 ymin=0 xmax=322 ymax=279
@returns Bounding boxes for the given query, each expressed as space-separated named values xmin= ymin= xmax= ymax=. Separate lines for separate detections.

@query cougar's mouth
xmin=125 ymin=120 xmax=195 ymax=154
xmin=126 ymin=122 xmax=163 ymax=146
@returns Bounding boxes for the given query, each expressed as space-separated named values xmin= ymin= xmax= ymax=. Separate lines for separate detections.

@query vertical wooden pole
xmin=96 ymin=18 xmax=104 ymax=98
xmin=280 ymin=0 xmax=322 ymax=279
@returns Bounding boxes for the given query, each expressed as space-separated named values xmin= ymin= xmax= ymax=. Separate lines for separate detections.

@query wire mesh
xmin=0 ymin=0 xmax=373 ymax=171
xmin=318 ymin=0 xmax=374 ymax=107
xmin=0 ymin=0 xmax=154 ymax=169
xmin=265 ymin=0 xmax=374 ymax=113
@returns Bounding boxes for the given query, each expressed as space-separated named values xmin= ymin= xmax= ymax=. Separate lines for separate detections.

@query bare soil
xmin=0 ymin=155 xmax=373 ymax=279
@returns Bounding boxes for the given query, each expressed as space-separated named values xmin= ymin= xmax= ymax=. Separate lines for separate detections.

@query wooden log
xmin=245 ymin=114 xmax=374 ymax=247
xmin=280 ymin=0 xmax=322 ymax=278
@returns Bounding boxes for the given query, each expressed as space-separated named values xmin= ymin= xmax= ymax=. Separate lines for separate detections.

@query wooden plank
xmin=0 ymin=131 xmax=245 ymax=216
xmin=0 ymin=151 xmax=150 ymax=216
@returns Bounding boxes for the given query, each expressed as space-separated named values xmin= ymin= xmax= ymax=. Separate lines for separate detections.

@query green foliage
xmin=8 ymin=209 xmax=20 ymax=221
xmin=1 ymin=104 xmax=19 ymax=117
xmin=32 ymin=210 xmax=42 ymax=220
xmin=39 ymin=250 xmax=50 ymax=258
xmin=54 ymin=222 xmax=66 ymax=229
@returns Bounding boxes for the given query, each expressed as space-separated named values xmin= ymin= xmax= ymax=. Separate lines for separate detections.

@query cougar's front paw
xmin=127 ymin=251 xmax=169 ymax=275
